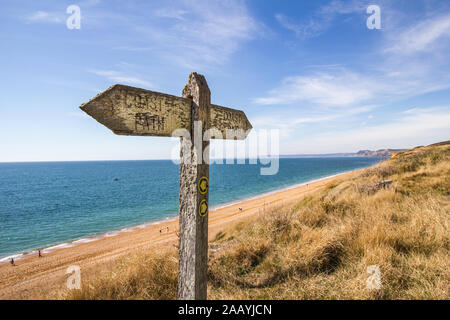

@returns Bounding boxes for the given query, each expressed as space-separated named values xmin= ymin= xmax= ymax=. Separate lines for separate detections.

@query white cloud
xmin=89 ymin=69 xmax=154 ymax=88
xmin=252 ymin=114 xmax=334 ymax=129
xmin=260 ymin=4 xmax=450 ymax=153
xmin=254 ymin=71 xmax=376 ymax=107
xmin=254 ymin=61 xmax=450 ymax=109
xmin=275 ymin=0 xmax=365 ymax=39
xmin=385 ymin=13 xmax=450 ymax=54
xmin=117 ymin=0 xmax=261 ymax=69
xmin=154 ymin=8 xmax=188 ymax=20
xmin=275 ymin=14 xmax=305 ymax=37
xmin=23 ymin=1 xmax=259 ymax=70
xmin=282 ymin=107 xmax=450 ymax=153
xmin=259 ymin=6 xmax=450 ymax=111
xmin=250 ymin=104 xmax=377 ymax=141
xmin=25 ymin=11 xmax=64 ymax=24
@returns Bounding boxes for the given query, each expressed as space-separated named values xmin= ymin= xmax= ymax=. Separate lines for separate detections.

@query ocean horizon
xmin=0 ymin=157 xmax=381 ymax=260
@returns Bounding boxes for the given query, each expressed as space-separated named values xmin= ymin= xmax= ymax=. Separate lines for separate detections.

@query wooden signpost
xmin=80 ymin=72 xmax=252 ymax=300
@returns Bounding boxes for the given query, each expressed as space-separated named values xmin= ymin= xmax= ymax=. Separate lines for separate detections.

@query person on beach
xmin=10 ymin=258 xmax=14 ymax=266
xmin=38 ymin=250 xmax=42 ymax=258
xmin=166 ymin=227 xmax=169 ymax=233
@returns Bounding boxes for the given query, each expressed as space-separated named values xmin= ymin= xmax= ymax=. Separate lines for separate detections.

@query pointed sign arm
xmin=80 ymin=84 xmax=252 ymax=139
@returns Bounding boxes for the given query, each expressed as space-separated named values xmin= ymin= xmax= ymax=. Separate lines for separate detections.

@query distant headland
xmin=281 ymin=148 xmax=407 ymax=158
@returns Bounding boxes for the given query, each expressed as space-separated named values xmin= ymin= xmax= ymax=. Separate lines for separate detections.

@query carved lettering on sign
xmin=135 ymin=113 xmax=166 ymax=132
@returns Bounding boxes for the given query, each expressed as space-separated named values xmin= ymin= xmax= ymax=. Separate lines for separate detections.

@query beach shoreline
xmin=0 ymin=168 xmax=362 ymax=299
xmin=0 ymin=168 xmax=362 ymax=264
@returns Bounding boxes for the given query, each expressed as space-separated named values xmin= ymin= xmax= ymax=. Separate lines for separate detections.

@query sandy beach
xmin=0 ymin=170 xmax=357 ymax=299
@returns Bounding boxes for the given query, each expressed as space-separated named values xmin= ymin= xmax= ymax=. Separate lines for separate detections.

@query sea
xmin=0 ymin=157 xmax=381 ymax=261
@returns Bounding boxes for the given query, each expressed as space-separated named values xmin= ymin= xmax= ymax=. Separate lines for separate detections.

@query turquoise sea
xmin=0 ymin=157 xmax=381 ymax=260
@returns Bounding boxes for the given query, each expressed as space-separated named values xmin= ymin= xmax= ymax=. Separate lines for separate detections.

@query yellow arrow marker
xmin=198 ymin=176 xmax=209 ymax=195
xmin=198 ymin=199 xmax=208 ymax=217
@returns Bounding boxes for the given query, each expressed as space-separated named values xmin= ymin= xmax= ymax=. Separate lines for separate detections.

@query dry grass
xmin=69 ymin=249 xmax=177 ymax=300
xmin=69 ymin=143 xmax=450 ymax=300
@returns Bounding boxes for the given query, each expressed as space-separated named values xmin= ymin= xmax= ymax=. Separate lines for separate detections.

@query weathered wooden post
xmin=178 ymin=73 xmax=210 ymax=299
xmin=79 ymin=72 xmax=252 ymax=300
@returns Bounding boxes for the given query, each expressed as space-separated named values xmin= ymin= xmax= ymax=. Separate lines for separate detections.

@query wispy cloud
xmin=276 ymin=0 xmax=365 ymax=39
xmin=88 ymin=69 xmax=154 ymax=88
xmin=385 ymin=13 xmax=450 ymax=54
xmin=116 ymin=0 xmax=261 ymax=69
xmin=252 ymin=114 xmax=334 ymax=129
xmin=254 ymin=71 xmax=376 ymax=107
xmin=274 ymin=14 xmax=304 ymax=37
xmin=25 ymin=11 xmax=64 ymax=24
xmin=250 ymin=104 xmax=377 ymax=139
xmin=153 ymin=8 xmax=188 ymax=20
xmin=259 ymin=5 xmax=450 ymax=112
xmin=282 ymin=107 xmax=450 ymax=153
xmin=22 ymin=1 xmax=260 ymax=70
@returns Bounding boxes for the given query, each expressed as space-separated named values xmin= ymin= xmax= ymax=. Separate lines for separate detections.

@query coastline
xmin=0 ymin=216 xmax=179 ymax=264
xmin=0 ymin=168 xmax=363 ymax=299
xmin=0 ymin=168 xmax=362 ymax=264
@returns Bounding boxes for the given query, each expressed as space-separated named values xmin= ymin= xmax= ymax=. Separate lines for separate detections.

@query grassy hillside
xmin=70 ymin=142 xmax=449 ymax=300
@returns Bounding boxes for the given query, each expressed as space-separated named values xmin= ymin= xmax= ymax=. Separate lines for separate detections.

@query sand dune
xmin=0 ymin=171 xmax=355 ymax=299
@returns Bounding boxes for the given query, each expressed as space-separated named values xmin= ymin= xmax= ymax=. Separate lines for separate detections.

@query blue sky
xmin=1 ymin=0 xmax=449 ymax=161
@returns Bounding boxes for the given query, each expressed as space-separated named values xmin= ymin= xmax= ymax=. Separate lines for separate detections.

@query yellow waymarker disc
xmin=198 ymin=176 xmax=209 ymax=195
xmin=198 ymin=199 xmax=208 ymax=217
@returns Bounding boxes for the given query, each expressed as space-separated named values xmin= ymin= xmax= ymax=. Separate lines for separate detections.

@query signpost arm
xmin=178 ymin=72 xmax=211 ymax=300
